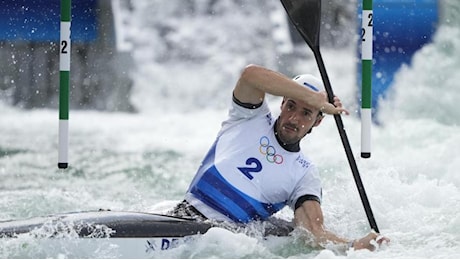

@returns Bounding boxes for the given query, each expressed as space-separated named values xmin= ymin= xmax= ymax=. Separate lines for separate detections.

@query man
xmin=171 ymin=64 xmax=389 ymax=251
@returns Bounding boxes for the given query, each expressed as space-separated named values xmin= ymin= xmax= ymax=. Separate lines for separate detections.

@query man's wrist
xmin=347 ymin=240 xmax=355 ymax=250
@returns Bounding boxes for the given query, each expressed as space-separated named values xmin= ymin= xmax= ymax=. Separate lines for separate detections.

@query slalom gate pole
xmin=361 ymin=0 xmax=373 ymax=158
xmin=58 ymin=0 xmax=71 ymax=169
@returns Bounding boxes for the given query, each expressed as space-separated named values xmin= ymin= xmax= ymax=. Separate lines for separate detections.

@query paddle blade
xmin=280 ymin=0 xmax=321 ymax=49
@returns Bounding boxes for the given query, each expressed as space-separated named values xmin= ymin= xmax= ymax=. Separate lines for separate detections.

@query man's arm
xmin=294 ymin=200 xmax=389 ymax=251
xmin=233 ymin=64 xmax=348 ymax=115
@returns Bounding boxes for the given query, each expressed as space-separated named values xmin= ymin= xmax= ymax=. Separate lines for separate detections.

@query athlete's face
xmin=276 ymin=98 xmax=323 ymax=144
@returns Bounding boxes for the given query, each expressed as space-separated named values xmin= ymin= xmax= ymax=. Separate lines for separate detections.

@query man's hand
xmin=318 ymin=91 xmax=349 ymax=115
xmin=352 ymin=232 xmax=390 ymax=251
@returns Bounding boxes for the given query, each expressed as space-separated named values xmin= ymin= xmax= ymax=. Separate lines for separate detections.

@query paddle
xmin=280 ymin=0 xmax=380 ymax=233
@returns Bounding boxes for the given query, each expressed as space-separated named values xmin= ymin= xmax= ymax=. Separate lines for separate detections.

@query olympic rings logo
xmin=259 ymin=136 xmax=283 ymax=164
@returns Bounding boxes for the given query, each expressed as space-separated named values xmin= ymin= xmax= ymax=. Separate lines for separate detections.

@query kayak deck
xmin=0 ymin=209 xmax=293 ymax=239
xmin=0 ymin=210 xmax=212 ymax=238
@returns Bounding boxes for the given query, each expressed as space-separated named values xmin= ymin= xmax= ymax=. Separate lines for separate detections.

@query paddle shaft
xmin=312 ymin=46 xmax=379 ymax=233
xmin=279 ymin=0 xmax=380 ymax=233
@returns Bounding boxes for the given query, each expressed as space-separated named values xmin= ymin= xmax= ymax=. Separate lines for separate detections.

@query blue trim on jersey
xmin=200 ymin=139 xmax=218 ymax=175
xmin=188 ymin=139 xmax=218 ymax=190
xmin=190 ymin=165 xmax=286 ymax=223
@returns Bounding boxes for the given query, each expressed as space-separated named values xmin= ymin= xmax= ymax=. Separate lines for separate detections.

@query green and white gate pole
xmin=58 ymin=0 xmax=71 ymax=169
xmin=361 ymin=0 xmax=373 ymax=159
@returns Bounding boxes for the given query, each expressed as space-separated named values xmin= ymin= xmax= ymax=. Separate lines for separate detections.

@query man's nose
xmin=289 ymin=112 xmax=299 ymax=122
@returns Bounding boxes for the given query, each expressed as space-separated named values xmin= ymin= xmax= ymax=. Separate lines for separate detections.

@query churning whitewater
xmin=1 ymin=0 xmax=460 ymax=258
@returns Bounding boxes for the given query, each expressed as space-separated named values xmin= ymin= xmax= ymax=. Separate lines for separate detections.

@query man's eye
xmin=303 ymin=111 xmax=313 ymax=120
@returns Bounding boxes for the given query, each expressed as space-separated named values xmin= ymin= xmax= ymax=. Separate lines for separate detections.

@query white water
xmin=1 ymin=0 xmax=460 ymax=258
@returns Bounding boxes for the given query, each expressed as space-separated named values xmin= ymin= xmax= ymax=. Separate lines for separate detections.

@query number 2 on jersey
xmin=238 ymin=157 xmax=262 ymax=180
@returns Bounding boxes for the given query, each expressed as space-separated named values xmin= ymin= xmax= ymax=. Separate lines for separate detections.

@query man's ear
xmin=280 ymin=97 xmax=286 ymax=109
xmin=314 ymin=115 xmax=324 ymax=127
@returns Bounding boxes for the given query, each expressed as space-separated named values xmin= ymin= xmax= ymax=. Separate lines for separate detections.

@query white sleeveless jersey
xmin=185 ymin=99 xmax=322 ymax=223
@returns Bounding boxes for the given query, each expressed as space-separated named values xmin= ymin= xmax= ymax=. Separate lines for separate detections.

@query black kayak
xmin=0 ymin=209 xmax=293 ymax=239
xmin=0 ymin=210 xmax=213 ymax=238
xmin=0 ymin=209 xmax=295 ymax=258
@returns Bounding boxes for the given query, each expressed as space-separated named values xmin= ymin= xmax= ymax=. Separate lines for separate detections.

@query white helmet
xmin=293 ymin=74 xmax=324 ymax=92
